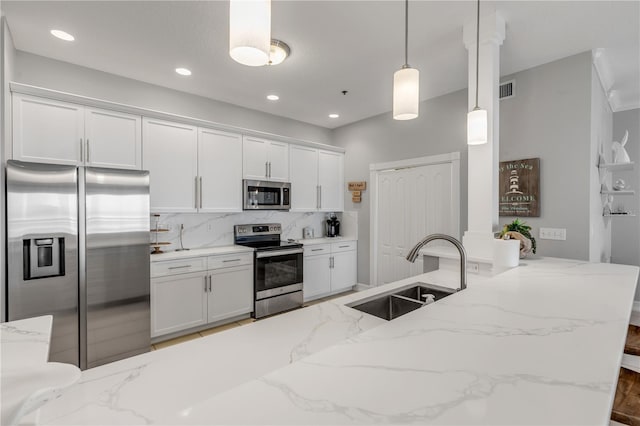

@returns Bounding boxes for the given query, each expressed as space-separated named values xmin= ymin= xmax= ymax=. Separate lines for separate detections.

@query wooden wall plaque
xmin=499 ymin=158 xmax=540 ymax=217
xmin=348 ymin=182 xmax=366 ymax=191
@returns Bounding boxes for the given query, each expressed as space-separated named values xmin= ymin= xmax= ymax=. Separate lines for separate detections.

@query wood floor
xmin=612 ymin=314 xmax=640 ymax=425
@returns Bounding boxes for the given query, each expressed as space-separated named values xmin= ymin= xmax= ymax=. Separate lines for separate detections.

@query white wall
xmin=12 ymin=51 xmax=333 ymax=146
xmin=589 ymin=62 xmax=613 ymax=263
xmin=1 ymin=16 xmax=16 ymax=322
xmin=332 ymin=90 xmax=468 ymax=285
xmin=611 ymin=108 xmax=640 ymax=300
xmin=500 ymin=52 xmax=593 ymax=261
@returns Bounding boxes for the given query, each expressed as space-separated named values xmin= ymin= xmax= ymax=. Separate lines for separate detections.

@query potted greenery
xmin=498 ymin=218 xmax=537 ymax=257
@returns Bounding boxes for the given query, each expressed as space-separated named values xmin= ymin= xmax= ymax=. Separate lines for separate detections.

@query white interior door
xmin=373 ymin=155 xmax=459 ymax=286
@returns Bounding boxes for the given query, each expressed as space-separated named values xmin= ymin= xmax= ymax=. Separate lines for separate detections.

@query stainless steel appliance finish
xmin=243 ymin=179 xmax=291 ymax=210
xmin=6 ymin=160 xmax=151 ymax=370
xmin=234 ymin=223 xmax=303 ymax=318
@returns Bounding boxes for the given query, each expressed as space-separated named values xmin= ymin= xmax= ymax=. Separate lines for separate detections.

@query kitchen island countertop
xmin=25 ymin=257 xmax=639 ymax=425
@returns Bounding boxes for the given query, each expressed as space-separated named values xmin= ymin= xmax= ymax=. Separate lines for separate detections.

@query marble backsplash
xmin=151 ymin=211 xmax=357 ymax=252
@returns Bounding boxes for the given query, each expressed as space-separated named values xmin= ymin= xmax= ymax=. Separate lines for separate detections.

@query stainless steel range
xmin=234 ymin=224 xmax=303 ymax=318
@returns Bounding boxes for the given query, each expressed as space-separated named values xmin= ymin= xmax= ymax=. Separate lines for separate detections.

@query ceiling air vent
xmin=499 ymin=80 xmax=515 ymax=100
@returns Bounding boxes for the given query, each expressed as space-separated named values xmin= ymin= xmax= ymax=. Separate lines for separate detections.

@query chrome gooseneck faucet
xmin=406 ymin=234 xmax=468 ymax=291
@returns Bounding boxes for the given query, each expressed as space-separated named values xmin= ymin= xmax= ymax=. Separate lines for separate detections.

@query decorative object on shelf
xmin=467 ymin=0 xmax=488 ymax=145
xmin=499 ymin=158 xmax=540 ymax=217
xmin=603 ymin=195 xmax=614 ymax=216
xmin=175 ymin=224 xmax=190 ymax=252
xmin=348 ymin=181 xmax=366 ymax=203
xmin=392 ymin=0 xmax=419 ymax=120
xmin=229 ymin=0 xmax=271 ymax=66
xmin=614 ymin=179 xmax=627 ymax=191
xmin=498 ymin=218 xmax=536 ymax=257
xmin=150 ymin=214 xmax=170 ymax=254
xmin=612 ymin=130 xmax=631 ymax=164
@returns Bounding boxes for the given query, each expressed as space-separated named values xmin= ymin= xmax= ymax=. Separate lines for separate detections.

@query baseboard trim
xmin=634 ymin=301 xmax=640 ymax=312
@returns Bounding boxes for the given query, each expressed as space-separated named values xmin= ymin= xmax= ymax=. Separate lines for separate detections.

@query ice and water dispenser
xmin=22 ymin=237 xmax=65 ymax=280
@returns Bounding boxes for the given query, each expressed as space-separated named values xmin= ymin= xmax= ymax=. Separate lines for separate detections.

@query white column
xmin=462 ymin=13 xmax=506 ymax=259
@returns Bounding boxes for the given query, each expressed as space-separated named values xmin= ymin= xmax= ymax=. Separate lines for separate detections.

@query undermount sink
xmin=348 ymin=282 xmax=456 ymax=321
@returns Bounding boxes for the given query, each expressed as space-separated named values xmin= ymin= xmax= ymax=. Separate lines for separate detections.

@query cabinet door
xmin=151 ymin=271 xmax=208 ymax=338
xmin=207 ymin=265 xmax=253 ymax=323
xmin=198 ymin=128 xmax=243 ymax=212
xmin=331 ymin=250 xmax=357 ymax=293
xmin=290 ymin=145 xmax=319 ymax=211
xmin=303 ymin=254 xmax=331 ymax=301
xmin=267 ymin=141 xmax=289 ymax=182
xmin=85 ymin=108 xmax=142 ymax=169
xmin=12 ymin=94 xmax=84 ymax=165
xmin=143 ymin=118 xmax=198 ymax=212
xmin=318 ymin=150 xmax=344 ymax=212
xmin=242 ymin=136 xmax=269 ymax=180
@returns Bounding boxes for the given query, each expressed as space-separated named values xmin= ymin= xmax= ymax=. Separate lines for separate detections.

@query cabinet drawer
xmin=207 ymin=252 xmax=253 ymax=270
xmin=331 ymin=241 xmax=357 ymax=253
xmin=304 ymin=244 xmax=331 ymax=257
xmin=151 ymin=257 xmax=207 ymax=278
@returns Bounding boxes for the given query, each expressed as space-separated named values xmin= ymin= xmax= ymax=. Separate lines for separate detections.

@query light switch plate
xmin=539 ymin=227 xmax=566 ymax=240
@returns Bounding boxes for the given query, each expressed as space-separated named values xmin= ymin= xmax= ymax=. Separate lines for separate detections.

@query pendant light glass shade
xmin=467 ymin=108 xmax=487 ymax=145
xmin=229 ymin=0 xmax=271 ymax=67
xmin=393 ymin=66 xmax=419 ymax=120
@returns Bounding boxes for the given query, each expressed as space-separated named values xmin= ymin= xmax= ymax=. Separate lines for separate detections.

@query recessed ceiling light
xmin=175 ymin=68 xmax=192 ymax=76
xmin=267 ymin=94 xmax=279 ymax=101
xmin=328 ymin=114 xmax=340 ymax=119
xmin=50 ymin=29 xmax=75 ymax=41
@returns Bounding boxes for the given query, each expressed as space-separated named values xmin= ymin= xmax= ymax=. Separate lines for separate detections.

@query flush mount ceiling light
xmin=266 ymin=94 xmax=279 ymax=101
xmin=328 ymin=114 xmax=340 ymax=119
xmin=175 ymin=67 xmax=192 ymax=76
xmin=467 ymin=0 xmax=488 ymax=145
xmin=229 ymin=0 xmax=271 ymax=67
xmin=268 ymin=39 xmax=290 ymax=66
xmin=392 ymin=0 xmax=419 ymax=121
xmin=50 ymin=29 xmax=75 ymax=41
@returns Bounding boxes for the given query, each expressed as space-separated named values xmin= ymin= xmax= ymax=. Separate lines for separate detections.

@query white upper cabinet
xmin=318 ymin=150 xmax=344 ymax=212
xmin=242 ymin=136 xmax=289 ymax=182
xmin=143 ymin=118 xmax=198 ymax=213
xmin=12 ymin=94 xmax=84 ymax=165
xmin=198 ymin=128 xmax=243 ymax=212
xmin=289 ymin=145 xmax=319 ymax=211
xmin=84 ymin=107 xmax=142 ymax=169
xmin=12 ymin=94 xmax=142 ymax=169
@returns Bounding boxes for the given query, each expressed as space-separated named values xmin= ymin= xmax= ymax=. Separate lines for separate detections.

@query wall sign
xmin=499 ymin=158 xmax=540 ymax=217
xmin=348 ymin=181 xmax=366 ymax=203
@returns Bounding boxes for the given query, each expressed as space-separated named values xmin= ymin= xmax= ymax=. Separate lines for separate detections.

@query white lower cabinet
xmin=151 ymin=252 xmax=253 ymax=339
xmin=303 ymin=241 xmax=357 ymax=302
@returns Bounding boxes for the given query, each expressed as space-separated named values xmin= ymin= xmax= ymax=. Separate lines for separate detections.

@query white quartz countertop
xmin=150 ymin=245 xmax=254 ymax=262
xmin=297 ymin=236 xmax=357 ymax=245
xmin=26 ymin=257 xmax=639 ymax=425
xmin=1 ymin=315 xmax=53 ymax=368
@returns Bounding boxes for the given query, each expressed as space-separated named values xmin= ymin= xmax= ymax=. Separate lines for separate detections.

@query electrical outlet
xmin=539 ymin=227 xmax=566 ymax=240
xmin=467 ymin=262 xmax=480 ymax=273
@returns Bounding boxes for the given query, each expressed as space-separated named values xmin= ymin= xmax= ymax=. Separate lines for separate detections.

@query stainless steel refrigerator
xmin=6 ymin=160 xmax=150 ymax=370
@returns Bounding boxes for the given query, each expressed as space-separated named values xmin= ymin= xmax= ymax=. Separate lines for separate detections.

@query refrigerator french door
xmin=6 ymin=160 xmax=151 ymax=369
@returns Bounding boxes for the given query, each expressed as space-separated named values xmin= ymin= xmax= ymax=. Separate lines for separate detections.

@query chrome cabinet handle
xmin=268 ymin=162 xmax=272 ymax=178
xmin=80 ymin=139 xmax=83 ymax=162
xmin=316 ymin=186 xmax=320 ymax=209
xmin=311 ymin=248 xmax=323 ymax=252
xmin=199 ymin=176 xmax=203 ymax=209
xmin=86 ymin=139 xmax=90 ymax=162
xmin=204 ymin=276 xmax=208 ymax=292
xmin=223 ymin=259 xmax=241 ymax=263
xmin=195 ymin=177 xmax=199 ymax=209
xmin=319 ymin=185 xmax=322 ymax=209
xmin=265 ymin=162 xmax=269 ymax=178
xmin=339 ymin=245 xmax=350 ymax=248
xmin=169 ymin=265 xmax=192 ymax=270
xmin=208 ymin=275 xmax=212 ymax=292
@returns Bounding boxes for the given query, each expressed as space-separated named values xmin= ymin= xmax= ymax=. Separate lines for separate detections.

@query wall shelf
xmin=604 ymin=213 xmax=636 ymax=217
xmin=598 ymin=161 xmax=634 ymax=172
xmin=601 ymin=189 xmax=635 ymax=195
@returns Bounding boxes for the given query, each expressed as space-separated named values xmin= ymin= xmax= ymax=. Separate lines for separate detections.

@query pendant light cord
xmin=404 ymin=0 xmax=409 ymax=67
xmin=474 ymin=0 xmax=480 ymax=109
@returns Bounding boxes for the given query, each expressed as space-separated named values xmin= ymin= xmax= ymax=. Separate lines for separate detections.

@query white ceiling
xmin=2 ymin=1 xmax=639 ymax=129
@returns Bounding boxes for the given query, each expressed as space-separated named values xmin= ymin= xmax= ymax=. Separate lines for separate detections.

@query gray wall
xmin=13 ymin=51 xmax=333 ymax=146
xmin=500 ymin=52 xmax=593 ymax=260
xmin=611 ymin=108 xmax=640 ymax=300
xmin=331 ymin=90 xmax=469 ymax=285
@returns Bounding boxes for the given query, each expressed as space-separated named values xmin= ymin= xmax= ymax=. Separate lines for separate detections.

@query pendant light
xmin=229 ymin=0 xmax=271 ymax=67
xmin=467 ymin=0 xmax=488 ymax=145
xmin=393 ymin=0 xmax=419 ymax=121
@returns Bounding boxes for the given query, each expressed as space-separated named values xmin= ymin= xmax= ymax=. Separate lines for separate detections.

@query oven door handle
xmin=256 ymin=248 xmax=303 ymax=258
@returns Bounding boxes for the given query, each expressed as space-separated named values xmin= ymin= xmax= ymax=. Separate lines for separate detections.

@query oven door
xmin=255 ymin=248 xmax=303 ymax=299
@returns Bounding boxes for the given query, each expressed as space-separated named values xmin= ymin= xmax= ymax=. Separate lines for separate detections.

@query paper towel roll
xmin=493 ymin=239 xmax=520 ymax=268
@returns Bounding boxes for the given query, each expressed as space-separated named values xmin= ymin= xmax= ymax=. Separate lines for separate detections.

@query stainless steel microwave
xmin=243 ymin=179 xmax=291 ymax=210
